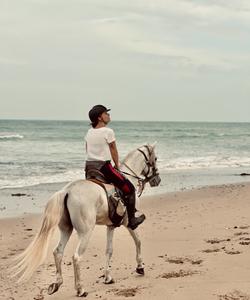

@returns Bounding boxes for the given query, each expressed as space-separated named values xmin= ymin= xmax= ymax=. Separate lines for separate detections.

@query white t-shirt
xmin=85 ymin=127 xmax=115 ymax=161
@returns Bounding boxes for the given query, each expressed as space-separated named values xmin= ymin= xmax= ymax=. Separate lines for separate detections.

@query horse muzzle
xmin=148 ymin=174 xmax=161 ymax=187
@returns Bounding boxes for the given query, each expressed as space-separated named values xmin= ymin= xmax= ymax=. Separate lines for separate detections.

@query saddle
xmin=85 ymin=161 xmax=109 ymax=183
xmin=86 ymin=167 xmax=126 ymax=227
xmin=86 ymin=169 xmax=108 ymax=183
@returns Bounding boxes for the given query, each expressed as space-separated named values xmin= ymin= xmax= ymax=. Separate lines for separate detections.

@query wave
xmin=169 ymin=133 xmax=250 ymax=139
xmin=1 ymin=155 xmax=250 ymax=190
xmin=0 ymin=161 xmax=15 ymax=165
xmin=0 ymin=133 xmax=24 ymax=140
xmin=0 ymin=169 xmax=84 ymax=190
xmin=158 ymin=156 xmax=250 ymax=171
xmin=172 ymin=133 xmax=210 ymax=138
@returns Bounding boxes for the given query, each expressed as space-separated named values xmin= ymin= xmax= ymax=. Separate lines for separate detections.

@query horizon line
xmin=0 ymin=118 xmax=250 ymax=124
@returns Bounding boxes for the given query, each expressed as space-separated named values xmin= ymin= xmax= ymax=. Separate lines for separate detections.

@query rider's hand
xmin=114 ymin=163 xmax=120 ymax=171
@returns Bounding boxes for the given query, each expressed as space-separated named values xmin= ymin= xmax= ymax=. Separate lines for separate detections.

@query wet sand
xmin=1 ymin=182 xmax=250 ymax=299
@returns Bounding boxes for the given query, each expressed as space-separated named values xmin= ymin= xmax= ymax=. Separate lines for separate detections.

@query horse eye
xmin=155 ymin=157 xmax=157 ymax=161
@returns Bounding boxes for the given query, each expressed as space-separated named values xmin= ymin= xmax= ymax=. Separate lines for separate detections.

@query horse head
xmin=121 ymin=142 xmax=161 ymax=195
xmin=137 ymin=142 xmax=161 ymax=187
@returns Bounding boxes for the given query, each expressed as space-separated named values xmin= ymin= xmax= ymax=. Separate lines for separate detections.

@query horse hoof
xmin=77 ymin=290 xmax=88 ymax=297
xmin=104 ymin=278 xmax=115 ymax=284
xmin=48 ymin=282 xmax=60 ymax=295
xmin=136 ymin=267 xmax=144 ymax=275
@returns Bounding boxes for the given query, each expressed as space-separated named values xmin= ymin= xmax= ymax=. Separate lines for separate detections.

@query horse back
xmin=64 ymin=179 xmax=113 ymax=226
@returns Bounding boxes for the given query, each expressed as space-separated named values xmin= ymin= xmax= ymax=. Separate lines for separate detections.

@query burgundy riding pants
xmin=100 ymin=161 xmax=135 ymax=196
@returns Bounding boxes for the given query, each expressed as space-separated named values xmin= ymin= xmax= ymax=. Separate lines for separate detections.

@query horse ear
xmin=151 ymin=141 xmax=157 ymax=148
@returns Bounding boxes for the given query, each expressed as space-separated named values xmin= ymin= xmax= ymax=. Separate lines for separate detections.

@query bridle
xmin=121 ymin=145 xmax=161 ymax=197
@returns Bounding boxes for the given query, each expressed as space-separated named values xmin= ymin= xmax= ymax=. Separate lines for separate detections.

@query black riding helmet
xmin=88 ymin=105 xmax=111 ymax=123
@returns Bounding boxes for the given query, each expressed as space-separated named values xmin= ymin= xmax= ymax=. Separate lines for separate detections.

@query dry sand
xmin=1 ymin=182 xmax=250 ymax=300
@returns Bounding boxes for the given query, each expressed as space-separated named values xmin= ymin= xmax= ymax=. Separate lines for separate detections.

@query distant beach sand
xmin=1 ymin=182 xmax=250 ymax=299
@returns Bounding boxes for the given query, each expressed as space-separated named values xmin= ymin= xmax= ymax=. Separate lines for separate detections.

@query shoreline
xmin=0 ymin=168 xmax=250 ymax=219
xmin=1 ymin=182 xmax=250 ymax=299
xmin=0 ymin=181 xmax=67 ymax=219
xmin=0 ymin=168 xmax=250 ymax=213
xmin=0 ymin=176 xmax=250 ymax=219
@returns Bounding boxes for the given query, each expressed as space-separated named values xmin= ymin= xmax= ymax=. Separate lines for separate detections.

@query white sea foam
xmin=0 ymin=133 xmax=24 ymax=140
xmin=0 ymin=169 xmax=84 ymax=189
xmin=158 ymin=156 xmax=250 ymax=171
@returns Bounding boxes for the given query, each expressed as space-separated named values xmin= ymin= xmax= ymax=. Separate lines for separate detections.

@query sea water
xmin=1 ymin=119 xmax=250 ymax=194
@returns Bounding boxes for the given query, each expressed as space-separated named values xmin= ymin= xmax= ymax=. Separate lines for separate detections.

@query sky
xmin=0 ymin=0 xmax=249 ymax=122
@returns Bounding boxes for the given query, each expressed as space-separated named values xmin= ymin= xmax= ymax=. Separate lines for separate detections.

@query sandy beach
xmin=1 ymin=182 xmax=250 ymax=300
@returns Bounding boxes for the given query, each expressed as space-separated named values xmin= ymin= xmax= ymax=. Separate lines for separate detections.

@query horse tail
xmin=11 ymin=190 xmax=68 ymax=282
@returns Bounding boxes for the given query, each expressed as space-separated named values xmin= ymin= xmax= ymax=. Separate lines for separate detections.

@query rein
xmin=119 ymin=164 xmax=145 ymax=197
xmin=120 ymin=146 xmax=156 ymax=197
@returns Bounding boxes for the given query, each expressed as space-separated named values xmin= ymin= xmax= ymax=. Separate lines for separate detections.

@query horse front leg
xmin=127 ymin=228 xmax=144 ymax=275
xmin=104 ymin=225 xmax=115 ymax=284
xmin=48 ymin=225 xmax=73 ymax=295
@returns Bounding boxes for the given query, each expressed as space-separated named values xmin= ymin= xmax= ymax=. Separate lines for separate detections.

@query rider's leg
xmin=125 ymin=192 xmax=145 ymax=230
xmin=100 ymin=162 xmax=145 ymax=230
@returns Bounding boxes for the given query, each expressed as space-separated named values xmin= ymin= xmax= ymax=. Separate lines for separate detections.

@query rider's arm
xmin=109 ymin=141 xmax=120 ymax=169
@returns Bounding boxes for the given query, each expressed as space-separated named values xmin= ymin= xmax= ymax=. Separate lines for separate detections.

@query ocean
xmin=1 ymin=119 xmax=250 ymax=194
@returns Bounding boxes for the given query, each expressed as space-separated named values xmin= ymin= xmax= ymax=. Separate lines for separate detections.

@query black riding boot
xmin=126 ymin=193 xmax=146 ymax=230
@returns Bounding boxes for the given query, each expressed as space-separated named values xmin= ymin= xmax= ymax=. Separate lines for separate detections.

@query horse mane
xmin=121 ymin=150 xmax=136 ymax=165
xmin=121 ymin=144 xmax=149 ymax=165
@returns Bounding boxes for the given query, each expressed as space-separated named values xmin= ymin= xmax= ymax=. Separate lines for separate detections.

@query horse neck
xmin=120 ymin=152 xmax=144 ymax=188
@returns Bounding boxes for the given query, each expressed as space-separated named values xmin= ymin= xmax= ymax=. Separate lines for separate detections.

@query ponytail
xmin=90 ymin=121 xmax=98 ymax=128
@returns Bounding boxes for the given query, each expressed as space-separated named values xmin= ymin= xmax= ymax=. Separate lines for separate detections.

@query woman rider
xmin=84 ymin=104 xmax=145 ymax=230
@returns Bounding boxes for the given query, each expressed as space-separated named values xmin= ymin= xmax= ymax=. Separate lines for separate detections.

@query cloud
xmin=87 ymin=0 xmax=250 ymax=25
xmin=0 ymin=57 xmax=27 ymax=66
xmin=0 ymin=0 xmax=249 ymax=121
xmin=90 ymin=18 xmax=248 ymax=71
xmin=1 ymin=0 xmax=249 ymax=71
xmin=90 ymin=15 xmax=133 ymax=24
xmin=77 ymin=0 xmax=249 ymax=72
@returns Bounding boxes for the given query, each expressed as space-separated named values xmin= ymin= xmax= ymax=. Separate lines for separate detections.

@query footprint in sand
xmin=206 ymin=238 xmax=231 ymax=244
xmin=203 ymin=234 xmax=246 ymax=255
xmin=223 ymin=249 xmax=242 ymax=255
xmin=165 ymin=257 xmax=185 ymax=264
xmin=225 ymin=229 xmax=250 ymax=247
xmin=202 ymin=248 xmax=221 ymax=253
xmin=239 ymin=237 xmax=250 ymax=241
xmin=158 ymin=269 xmax=199 ymax=279
xmin=238 ymin=226 xmax=250 ymax=230
xmin=234 ymin=232 xmax=249 ymax=237
xmin=165 ymin=256 xmax=203 ymax=265
xmin=33 ymin=295 xmax=44 ymax=300
xmin=202 ymin=246 xmax=241 ymax=255
xmin=239 ymin=240 xmax=250 ymax=246
xmin=108 ymin=287 xmax=143 ymax=297
xmin=218 ymin=289 xmax=250 ymax=300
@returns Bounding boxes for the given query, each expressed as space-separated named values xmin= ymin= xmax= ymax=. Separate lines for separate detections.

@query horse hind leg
xmin=72 ymin=226 xmax=94 ymax=297
xmin=104 ymin=226 xmax=115 ymax=284
xmin=48 ymin=220 xmax=73 ymax=295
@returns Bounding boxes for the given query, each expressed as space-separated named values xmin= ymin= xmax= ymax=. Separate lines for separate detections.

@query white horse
xmin=11 ymin=143 xmax=160 ymax=297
